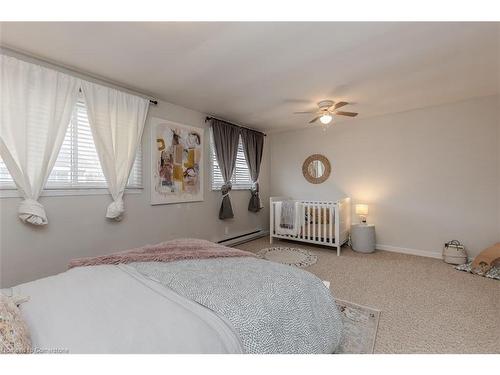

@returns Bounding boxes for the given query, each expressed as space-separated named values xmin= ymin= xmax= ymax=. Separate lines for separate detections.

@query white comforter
xmin=11 ymin=265 xmax=243 ymax=354
xmin=9 ymin=256 xmax=343 ymax=354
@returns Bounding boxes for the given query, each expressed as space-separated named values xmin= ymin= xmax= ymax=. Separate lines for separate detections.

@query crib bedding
xmin=274 ymin=201 xmax=301 ymax=236
xmin=9 ymin=240 xmax=343 ymax=354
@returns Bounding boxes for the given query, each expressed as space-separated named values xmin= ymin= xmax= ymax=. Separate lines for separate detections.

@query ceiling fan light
xmin=319 ymin=113 xmax=333 ymax=124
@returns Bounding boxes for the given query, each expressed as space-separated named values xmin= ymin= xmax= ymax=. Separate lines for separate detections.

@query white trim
xmin=376 ymin=244 xmax=442 ymax=259
xmin=0 ymin=188 xmax=143 ymax=198
xmin=211 ymin=186 xmax=252 ymax=192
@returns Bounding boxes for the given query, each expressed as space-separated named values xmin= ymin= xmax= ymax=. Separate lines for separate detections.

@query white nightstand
xmin=351 ymin=224 xmax=376 ymax=253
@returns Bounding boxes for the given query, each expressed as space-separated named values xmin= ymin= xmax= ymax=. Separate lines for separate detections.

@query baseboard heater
xmin=218 ymin=229 xmax=269 ymax=247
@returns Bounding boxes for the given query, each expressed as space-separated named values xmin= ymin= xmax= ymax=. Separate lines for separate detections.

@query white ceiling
xmin=1 ymin=22 xmax=498 ymax=131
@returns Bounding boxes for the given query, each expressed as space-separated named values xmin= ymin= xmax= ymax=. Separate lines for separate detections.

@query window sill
xmin=211 ymin=187 xmax=252 ymax=192
xmin=0 ymin=188 xmax=143 ymax=198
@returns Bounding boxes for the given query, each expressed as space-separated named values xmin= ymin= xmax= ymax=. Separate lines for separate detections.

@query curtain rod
xmin=75 ymin=88 xmax=157 ymax=105
xmin=205 ymin=116 xmax=266 ymax=136
xmin=1 ymin=45 xmax=159 ymax=105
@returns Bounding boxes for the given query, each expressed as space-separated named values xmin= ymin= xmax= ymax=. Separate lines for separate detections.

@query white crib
xmin=269 ymin=197 xmax=351 ymax=256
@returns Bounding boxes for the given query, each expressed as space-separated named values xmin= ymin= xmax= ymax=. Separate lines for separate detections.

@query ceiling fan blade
xmin=335 ymin=111 xmax=358 ymax=117
xmin=309 ymin=116 xmax=321 ymax=124
xmin=334 ymin=101 xmax=349 ymax=110
xmin=293 ymin=111 xmax=316 ymax=114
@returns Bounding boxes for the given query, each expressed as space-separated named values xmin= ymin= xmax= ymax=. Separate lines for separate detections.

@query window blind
xmin=0 ymin=97 xmax=142 ymax=190
xmin=210 ymin=131 xmax=252 ymax=190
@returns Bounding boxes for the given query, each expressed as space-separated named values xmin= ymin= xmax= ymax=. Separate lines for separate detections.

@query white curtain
xmin=81 ymin=81 xmax=149 ymax=220
xmin=0 ymin=55 xmax=80 ymax=225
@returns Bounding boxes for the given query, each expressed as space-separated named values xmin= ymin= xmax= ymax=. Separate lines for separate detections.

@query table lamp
xmin=355 ymin=204 xmax=369 ymax=224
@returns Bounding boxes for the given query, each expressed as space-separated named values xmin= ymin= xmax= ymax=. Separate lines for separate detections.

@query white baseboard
xmin=376 ymin=244 xmax=442 ymax=259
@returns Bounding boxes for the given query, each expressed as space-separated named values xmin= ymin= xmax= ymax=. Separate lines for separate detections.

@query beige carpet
xmin=236 ymin=237 xmax=500 ymax=354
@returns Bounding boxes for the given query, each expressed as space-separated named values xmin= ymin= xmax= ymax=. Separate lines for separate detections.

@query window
xmin=0 ymin=96 xmax=142 ymax=191
xmin=210 ymin=131 xmax=252 ymax=190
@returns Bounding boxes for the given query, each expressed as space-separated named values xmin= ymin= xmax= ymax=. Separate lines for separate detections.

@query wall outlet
xmin=224 ymin=226 xmax=229 ymax=235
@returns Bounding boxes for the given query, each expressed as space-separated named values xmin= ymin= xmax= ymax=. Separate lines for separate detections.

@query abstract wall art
xmin=150 ymin=117 xmax=204 ymax=205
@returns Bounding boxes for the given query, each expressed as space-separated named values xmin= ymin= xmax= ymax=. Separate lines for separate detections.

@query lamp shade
xmin=320 ymin=113 xmax=333 ymax=124
xmin=355 ymin=204 xmax=368 ymax=216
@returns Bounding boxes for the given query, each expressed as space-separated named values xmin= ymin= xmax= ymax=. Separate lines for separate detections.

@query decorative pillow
xmin=0 ymin=294 xmax=32 ymax=354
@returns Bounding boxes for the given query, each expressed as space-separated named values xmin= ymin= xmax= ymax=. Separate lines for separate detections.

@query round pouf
xmin=257 ymin=247 xmax=317 ymax=268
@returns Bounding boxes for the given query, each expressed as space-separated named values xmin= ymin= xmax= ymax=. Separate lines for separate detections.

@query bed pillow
xmin=0 ymin=294 xmax=32 ymax=354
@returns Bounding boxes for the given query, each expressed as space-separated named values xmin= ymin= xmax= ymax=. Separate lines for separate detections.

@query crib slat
xmin=317 ymin=204 xmax=320 ymax=241
xmin=318 ymin=204 xmax=321 ymax=240
xmin=312 ymin=204 xmax=315 ymax=240
xmin=329 ymin=204 xmax=333 ymax=244
xmin=309 ymin=203 xmax=314 ymax=240
xmin=318 ymin=204 xmax=323 ymax=241
xmin=319 ymin=204 xmax=322 ymax=241
xmin=325 ymin=205 xmax=328 ymax=243
xmin=305 ymin=204 xmax=308 ymax=240
xmin=298 ymin=204 xmax=301 ymax=239
xmin=327 ymin=204 xmax=330 ymax=244
xmin=274 ymin=202 xmax=277 ymax=236
xmin=317 ymin=203 xmax=321 ymax=241
xmin=307 ymin=204 xmax=311 ymax=240
xmin=325 ymin=205 xmax=328 ymax=242
xmin=322 ymin=205 xmax=326 ymax=243
xmin=313 ymin=204 xmax=318 ymax=240
xmin=302 ymin=204 xmax=307 ymax=238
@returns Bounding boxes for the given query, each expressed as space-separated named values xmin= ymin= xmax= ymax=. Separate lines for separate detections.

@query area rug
xmin=257 ymin=247 xmax=317 ymax=268
xmin=455 ymin=262 xmax=500 ymax=280
xmin=334 ymin=299 xmax=381 ymax=354
xmin=322 ymin=281 xmax=381 ymax=354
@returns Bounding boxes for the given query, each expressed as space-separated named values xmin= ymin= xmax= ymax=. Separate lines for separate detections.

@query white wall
xmin=0 ymin=100 xmax=270 ymax=287
xmin=269 ymin=95 xmax=499 ymax=258
xmin=1 ymin=93 xmax=497 ymax=288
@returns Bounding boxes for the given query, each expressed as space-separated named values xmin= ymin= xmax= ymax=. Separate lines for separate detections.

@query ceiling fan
xmin=294 ymin=100 xmax=358 ymax=126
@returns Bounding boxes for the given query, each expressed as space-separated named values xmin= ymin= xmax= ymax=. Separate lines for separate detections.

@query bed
xmin=4 ymin=239 xmax=344 ymax=354
xmin=270 ymin=197 xmax=351 ymax=256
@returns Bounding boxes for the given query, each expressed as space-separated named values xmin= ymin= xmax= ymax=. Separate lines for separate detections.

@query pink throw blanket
xmin=69 ymin=238 xmax=255 ymax=269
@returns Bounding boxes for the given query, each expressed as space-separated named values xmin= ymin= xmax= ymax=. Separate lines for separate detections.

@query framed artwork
xmin=150 ymin=117 xmax=204 ymax=205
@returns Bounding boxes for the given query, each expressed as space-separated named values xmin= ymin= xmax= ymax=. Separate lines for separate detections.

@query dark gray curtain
xmin=240 ymin=128 xmax=264 ymax=212
xmin=211 ymin=119 xmax=240 ymax=219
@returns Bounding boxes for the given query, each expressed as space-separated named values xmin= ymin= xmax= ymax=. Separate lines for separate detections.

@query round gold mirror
xmin=302 ymin=154 xmax=331 ymax=184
